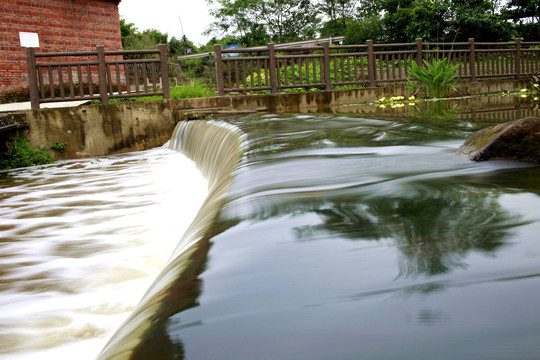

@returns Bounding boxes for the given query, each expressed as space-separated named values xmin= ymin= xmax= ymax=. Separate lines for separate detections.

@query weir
xmin=96 ymin=120 xmax=246 ymax=360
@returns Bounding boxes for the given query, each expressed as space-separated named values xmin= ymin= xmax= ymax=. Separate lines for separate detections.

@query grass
xmin=92 ymin=80 xmax=216 ymax=104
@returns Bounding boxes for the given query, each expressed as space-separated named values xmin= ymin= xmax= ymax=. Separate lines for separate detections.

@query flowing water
xmin=2 ymin=105 xmax=540 ymax=359
xmin=100 ymin=112 xmax=540 ymax=360
xmin=0 ymin=147 xmax=208 ymax=359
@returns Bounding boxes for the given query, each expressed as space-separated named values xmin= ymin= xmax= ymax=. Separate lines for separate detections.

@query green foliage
xmin=50 ymin=141 xmax=67 ymax=152
xmin=406 ymin=58 xmax=459 ymax=99
xmin=94 ymin=81 xmax=215 ymax=104
xmin=170 ymin=80 xmax=216 ymax=98
xmin=319 ymin=19 xmax=347 ymax=38
xmin=343 ymin=16 xmax=385 ymax=44
xmin=0 ymin=135 xmax=54 ymax=171
xmin=503 ymin=0 xmax=539 ymax=40
xmin=205 ymin=0 xmax=320 ymax=45
xmin=356 ymin=0 xmax=518 ymax=42
xmin=120 ymin=18 xmax=199 ymax=56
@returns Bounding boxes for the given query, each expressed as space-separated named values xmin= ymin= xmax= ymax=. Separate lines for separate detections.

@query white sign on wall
xmin=19 ymin=32 xmax=40 ymax=48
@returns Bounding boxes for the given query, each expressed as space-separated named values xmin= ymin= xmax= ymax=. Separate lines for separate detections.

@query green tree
xmin=343 ymin=15 xmax=385 ymax=44
xmin=356 ymin=0 xmax=515 ymax=42
xmin=449 ymin=0 xmax=516 ymax=41
xmin=503 ymin=0 xmax=540 ymax=40
xmin=205 ymin=0 xmax=320 ymax=45
xmin=317 ymin=0 xmax=359 ymax=37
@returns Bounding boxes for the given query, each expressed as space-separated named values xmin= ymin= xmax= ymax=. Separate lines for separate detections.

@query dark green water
xmin=123 ymin=113 xmax=540 ymax=359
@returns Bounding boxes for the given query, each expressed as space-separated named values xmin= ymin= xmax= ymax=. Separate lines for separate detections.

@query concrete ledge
xmin=7 ymin=79 xmax=528 ymax=160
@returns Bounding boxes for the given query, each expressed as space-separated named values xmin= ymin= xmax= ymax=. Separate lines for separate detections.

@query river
xmin=2 ymin=109 xmax=540 ymax=359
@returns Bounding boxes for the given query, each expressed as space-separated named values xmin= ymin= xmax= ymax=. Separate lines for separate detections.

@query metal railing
xmin=26 ymin=45 xmax=170 ymax=109
xmin=214 ymin=38 xmax=540 ymax=96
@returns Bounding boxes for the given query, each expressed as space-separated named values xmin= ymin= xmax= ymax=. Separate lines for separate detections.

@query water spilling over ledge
xmin=98 ymin=113 xmax=540 ymax=360
xmin=96 ymin=120 xmax=246 ymax=360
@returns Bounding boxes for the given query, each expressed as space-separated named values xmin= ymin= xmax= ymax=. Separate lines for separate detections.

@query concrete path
xmin=0 ymin=100 xmax=90 ymax=112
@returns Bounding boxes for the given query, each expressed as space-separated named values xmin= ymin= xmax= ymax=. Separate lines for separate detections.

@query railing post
xmin=214 ymin=44 xmax=225 ymax=96
xmin=323 ymin=42 xmax=331 ymax=90
xmin=268 ymin=43 xmax=277 ymax=94
xmin=469 ymin=38 xmax=476 ymax=82
xmin=367 ymin=40 xmax=375 ymax=87
xmin=515 ymin=38 xmax=521 ymax=80
xmin=97 ymin=46 xmax=108 ymax=104
xmin=415 ymin=38 xmax=423 ymax=66
xmin=158 ymin=44 xmax=170 ymax=99
xmin=26 ymin=48 xmax=39 ymax=110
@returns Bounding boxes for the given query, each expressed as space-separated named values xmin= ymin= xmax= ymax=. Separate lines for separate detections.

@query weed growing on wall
xmin=50 ymin=141 xmax=67 ymax=152
xmin=0 ymin=135 xmax=54 ymax=171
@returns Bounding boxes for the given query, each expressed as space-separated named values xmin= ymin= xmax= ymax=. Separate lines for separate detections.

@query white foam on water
xmin=0 ymin=147 xmax=208 ymax=360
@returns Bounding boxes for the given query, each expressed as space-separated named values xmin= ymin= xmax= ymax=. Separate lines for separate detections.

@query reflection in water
xmin=296 ymin=185 xmax=528 ymax=277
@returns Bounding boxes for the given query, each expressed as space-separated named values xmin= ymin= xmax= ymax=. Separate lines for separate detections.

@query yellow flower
xmin=379 ymin=97 xmax=386 ymax=102
xmin=521 ymin=94 xmax=528 ymax=98
xmin=533 ymin=84 xmax=539 ymax=88
xmin=409 ymin=103 xmax=415 ymax=106
xmin=379 ymin=104 xmax=386 ymax=108
xmin=408 ymin=96 xmax=415 ymax=100
xmin=521 ymin=88 xmax=528 ymax=92
xmin=534 ymin=97 xmax=539 ymax=101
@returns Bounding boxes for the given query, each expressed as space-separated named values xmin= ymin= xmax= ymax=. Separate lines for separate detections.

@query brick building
xmin=0 ymin=0 xmax=122 ymax=93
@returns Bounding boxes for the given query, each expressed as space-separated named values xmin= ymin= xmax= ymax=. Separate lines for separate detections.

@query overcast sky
xmin=118 ymin=0 xmax=215 ymax=46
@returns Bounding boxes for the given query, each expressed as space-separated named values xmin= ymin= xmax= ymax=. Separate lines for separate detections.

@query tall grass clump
xmin=406 ymin=58 xmax=459 ymax=99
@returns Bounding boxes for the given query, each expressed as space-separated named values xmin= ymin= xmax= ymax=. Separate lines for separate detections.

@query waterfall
xmin=96 ymin=120 xmax=246 ymax=360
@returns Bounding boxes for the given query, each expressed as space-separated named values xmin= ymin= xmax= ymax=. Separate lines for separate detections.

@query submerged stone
xmin=458 ymin=117 xmax=540 ymax=164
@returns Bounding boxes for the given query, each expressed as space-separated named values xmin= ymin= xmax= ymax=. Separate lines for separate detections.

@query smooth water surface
xmin=0 ymin=147 xmax=208 ymax=360
xmin=129 ymin=114 xmax=540 ymax=359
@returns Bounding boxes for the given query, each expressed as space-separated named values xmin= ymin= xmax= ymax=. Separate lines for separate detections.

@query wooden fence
xmin=214 ymin=38 xmax=540 ymax=96
xmin=26 ymin=45 xmax=170 ymax=109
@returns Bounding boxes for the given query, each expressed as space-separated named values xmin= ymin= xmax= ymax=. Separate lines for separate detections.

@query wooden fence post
xmin=26 ymin=48 xmax=39 ymax=110
xmin=323 ymin=42 xmax=331 ymax=90
xmin=268 ymin=43 xmax=277 ymax=94
xmin=367 ymin=40 xmax=375 ymax=87
xmin=469 ymin=38 xmax=476 ymax=82
xmin=97 ymin=46 xmax=108 ymax=104
xmin=515 ymin=38 xmax=521 ymax=80
xmin=214 ymin=44 xmax=225 ymax=96
xmin=415 ymin=38 xmax=423 ymax=66
xmin=159 ymin=44 xmax=170 ymax=99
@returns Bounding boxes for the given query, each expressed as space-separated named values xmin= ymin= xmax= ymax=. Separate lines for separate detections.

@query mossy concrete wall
xmin=12 ymin=79 xmax=528 ymax=160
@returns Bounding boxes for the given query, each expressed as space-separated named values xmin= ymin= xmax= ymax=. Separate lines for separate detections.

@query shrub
xmin=0 ymin=135 xmax=54 ymax=171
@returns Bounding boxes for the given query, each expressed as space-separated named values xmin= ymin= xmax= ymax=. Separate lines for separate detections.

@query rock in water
xmin=458 ymin=117 xmax=540 ymax=164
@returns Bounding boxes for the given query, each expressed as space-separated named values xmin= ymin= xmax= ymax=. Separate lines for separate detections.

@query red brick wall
xmin=0 ymin=0 xmax=122 ymax=93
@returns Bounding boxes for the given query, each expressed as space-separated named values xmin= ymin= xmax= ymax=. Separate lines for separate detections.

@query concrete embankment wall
xmin=3 ymin=80 xmax=528 ymax=160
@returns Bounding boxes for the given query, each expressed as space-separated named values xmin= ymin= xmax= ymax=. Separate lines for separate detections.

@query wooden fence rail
xmin=26 ymin=45 xmax=170 ymax=109
xmin=214 ymin=38 xmax=540 ymax=96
